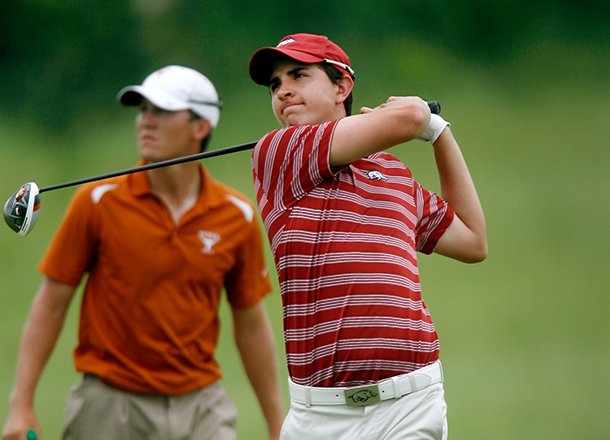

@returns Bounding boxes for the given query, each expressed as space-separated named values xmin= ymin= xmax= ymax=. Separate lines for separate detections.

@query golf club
xmin=3 ymin=140 xmax=256 ymax=236
xmin=3 ymin=101 xmax=441 ymax=236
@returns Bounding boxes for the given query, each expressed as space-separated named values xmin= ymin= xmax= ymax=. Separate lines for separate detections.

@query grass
xmin=1 ymin=52 xmax=609 ymax=439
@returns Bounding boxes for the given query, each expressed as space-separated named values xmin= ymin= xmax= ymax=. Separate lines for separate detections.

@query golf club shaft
xmin=39 ymin=101 xmax=441 ymax=194
xmin=39 ymin=141 xmax=257 ymax=193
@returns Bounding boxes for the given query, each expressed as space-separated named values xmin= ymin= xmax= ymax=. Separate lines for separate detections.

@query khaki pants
xmin=63 ymin=375 xmax=237 ymax=440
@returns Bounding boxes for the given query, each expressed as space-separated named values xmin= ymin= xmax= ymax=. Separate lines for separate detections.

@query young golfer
xmin=248 ymin=33 xmax=487 ymax=439
xmin=3 ymin=65 xmax=283 ymax=440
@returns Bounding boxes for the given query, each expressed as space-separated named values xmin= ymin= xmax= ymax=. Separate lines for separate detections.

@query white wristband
xmin=418 ymin=114 xmax=450 ymax=144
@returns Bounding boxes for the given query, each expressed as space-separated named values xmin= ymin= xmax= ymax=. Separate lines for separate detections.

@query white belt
xmin=288 ymin=361 xmax=443 ymax=407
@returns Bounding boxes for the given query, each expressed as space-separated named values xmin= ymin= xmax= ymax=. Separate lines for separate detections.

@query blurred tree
xmin=0 ymin=0 xmax=607 ymax=132
xmin=0 ymin=1 xmax=145 ymax=131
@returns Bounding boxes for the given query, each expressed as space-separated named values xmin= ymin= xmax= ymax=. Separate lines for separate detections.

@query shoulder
xmin=256 ymin=122 xmax=339 ymax=151
xmin=367 ymin=152 xmax=413 ymax=175
xmin=70 ymin=175 xmax=126 ymax=207
xmin=207 ymin=176 xmax=257 ymax=224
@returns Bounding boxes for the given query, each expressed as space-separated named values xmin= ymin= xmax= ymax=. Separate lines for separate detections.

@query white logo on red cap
xmin=277 ymin=38 xmax=296 ymax=47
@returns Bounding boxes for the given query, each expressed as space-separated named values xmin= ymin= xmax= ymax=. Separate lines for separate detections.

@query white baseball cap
xmin=117 ymin=65 xmax=222 ymax=128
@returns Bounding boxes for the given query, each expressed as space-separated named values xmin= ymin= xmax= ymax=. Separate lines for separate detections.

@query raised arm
xmin=3 ymin=277 xmax=76 ymax=440
xmin=332 ymin=94 xmax=486 ymax=262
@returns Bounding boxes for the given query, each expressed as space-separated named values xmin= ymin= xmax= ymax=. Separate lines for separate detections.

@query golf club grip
xmin=428 ymin=100 xmax=441 ymax=114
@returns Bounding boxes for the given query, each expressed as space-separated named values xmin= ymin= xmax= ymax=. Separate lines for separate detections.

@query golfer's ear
xmin=193 ymin=118 xmax=212 ymax=142
xmin=335 ymin=74 xmax=353 ymax=106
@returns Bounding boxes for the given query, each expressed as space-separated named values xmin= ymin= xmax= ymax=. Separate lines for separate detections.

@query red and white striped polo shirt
xmin=252 ymin=121 xmax=454 ymax=387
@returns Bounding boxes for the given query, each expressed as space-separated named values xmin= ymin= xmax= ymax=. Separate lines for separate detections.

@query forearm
xmin=4 ymin=279 xmax=73 ymax=440
xmin=234 ymin=306 xmax=284 ymax=439
xmin=433 ymin=127 xmax=487 ymax=260
xmin=433 ymin=128 xmax=485 ymax=228
xmin=9 ymin=280 xmax=72 ymax=408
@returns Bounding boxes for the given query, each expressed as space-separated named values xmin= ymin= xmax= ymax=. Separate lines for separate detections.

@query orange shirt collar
xmin=128 ymin=161 xmax=225 ymax=214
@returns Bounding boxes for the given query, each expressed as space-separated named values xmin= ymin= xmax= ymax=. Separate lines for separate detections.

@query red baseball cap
xmin=249 ymin=33 xmax=355 ymax=86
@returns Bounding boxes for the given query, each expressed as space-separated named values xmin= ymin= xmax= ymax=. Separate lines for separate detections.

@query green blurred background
xmin=1 ymin=1 xmax=609 ymax=439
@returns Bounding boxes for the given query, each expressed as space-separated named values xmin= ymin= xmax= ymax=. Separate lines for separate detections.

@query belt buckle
xmin=344 ymin=385 xmax=380 ymax=407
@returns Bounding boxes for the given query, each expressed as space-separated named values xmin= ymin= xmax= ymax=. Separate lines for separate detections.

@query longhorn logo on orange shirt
xmin=198 ymin=230 xmax=220 ymax=254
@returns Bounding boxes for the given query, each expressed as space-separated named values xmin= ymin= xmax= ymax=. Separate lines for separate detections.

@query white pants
xmin=280 ymin=381 xmax=448 ymax=440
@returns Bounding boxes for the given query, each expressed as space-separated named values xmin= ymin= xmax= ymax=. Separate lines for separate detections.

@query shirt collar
xmin=129 ymin=161 xmax=225 ymax=213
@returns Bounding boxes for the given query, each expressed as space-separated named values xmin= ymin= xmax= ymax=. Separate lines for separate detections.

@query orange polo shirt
xmin=39 ymin=165 xmax=272 ymax=395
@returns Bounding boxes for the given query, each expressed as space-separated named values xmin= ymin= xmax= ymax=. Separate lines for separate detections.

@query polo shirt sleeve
xmin=414 ymin=181 xmax=455 ymax=255
xmin=252 ymin=121 xmax=338 ymax=212
xmin=38 ymin=185 xmax=99 ymax=287
xmin=224 ymin=212 xmax=273 ymax=308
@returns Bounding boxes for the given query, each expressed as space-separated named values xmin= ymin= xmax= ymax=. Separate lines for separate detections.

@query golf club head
xmin=3 ymin=182 xmax=41 ymax=236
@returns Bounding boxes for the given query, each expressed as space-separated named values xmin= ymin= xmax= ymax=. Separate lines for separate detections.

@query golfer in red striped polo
xmin=249 ymin=33 xmax=487 ymax=439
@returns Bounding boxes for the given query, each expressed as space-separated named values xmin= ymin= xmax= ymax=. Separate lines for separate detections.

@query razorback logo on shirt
xmin=364 ymin=170 xmax=387 ymax=181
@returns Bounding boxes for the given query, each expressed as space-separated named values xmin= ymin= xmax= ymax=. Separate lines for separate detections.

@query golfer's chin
xmin=280 ymin=113 xmax=313 ymax=128
xmin=138 ymin=147 xmax=166 ymax=164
